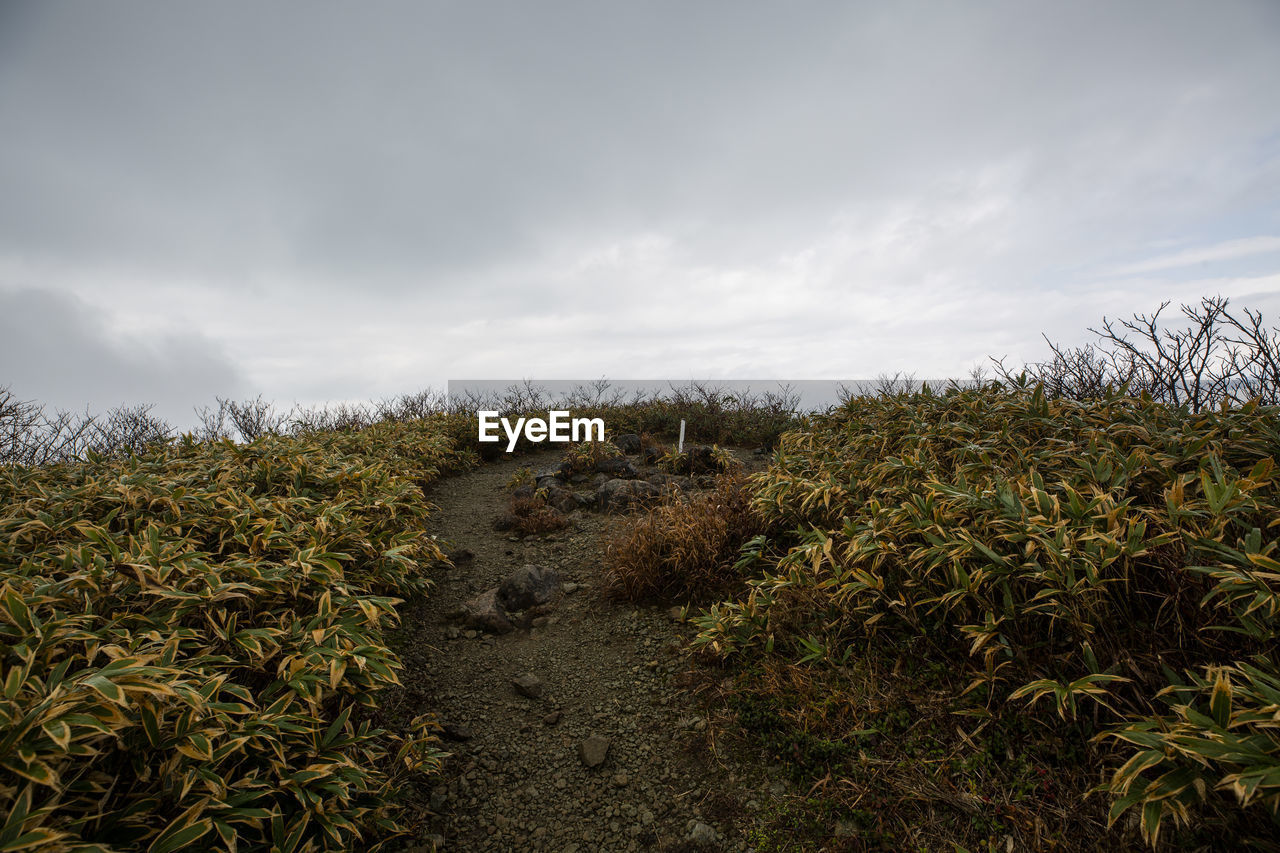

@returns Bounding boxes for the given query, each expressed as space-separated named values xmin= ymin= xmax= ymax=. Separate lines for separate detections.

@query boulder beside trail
xmin=596 ymin=479 xmax=661 ymax=513
xmin=497 ymin=564 xmax=562 ymax=612
xmin=457 ymin=564 xmax=562 ymax=634
xmin=596 ymin=457 xmax=639 ymax=479
xmin=541 ymin=484 xmax=580 ymax=514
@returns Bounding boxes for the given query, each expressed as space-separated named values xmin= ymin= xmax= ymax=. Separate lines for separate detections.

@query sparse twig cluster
xmin=0 ymin=387 xmax=172 ymax=466
xmin=994 ymin=295 xmax=1280 ymax=410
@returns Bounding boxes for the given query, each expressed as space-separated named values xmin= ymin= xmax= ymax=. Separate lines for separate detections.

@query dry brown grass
xmin=495 ymin=493 xmax=569 ymax=536
xmin=602 ymin=472 xmax=764 ymax=602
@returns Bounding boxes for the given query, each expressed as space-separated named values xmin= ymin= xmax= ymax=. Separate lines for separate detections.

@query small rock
xmin=444 ymin=546 xmax=474 ymax=564
xmin=512 ymin=673 xmax=544 ymax=699
xmin=535 ymin=465 xmax=568 ymax=481
xmin=460 ymin=588 xmax=513 ymax=634
xmin=596 ymin=456 xmax=639 ymax=478
xmin=543 ymin=710 xmax=562 ymax=726
xmin=442 ymin=723 xmax=474 ymax=742
xmin=613 ymin=772 xmax=628 ymax=787
xmin=687 ymin=822 xmax=717 ymax=844
xmin=541 ymin=484 xmax=580 ymax=514
xmin=561 ymin=581 xmax=579 ymax=595
xmin=667 ymin=606 xmax=684 ymax=622
xmin=578 ymin=734 xmax=610 ymax=767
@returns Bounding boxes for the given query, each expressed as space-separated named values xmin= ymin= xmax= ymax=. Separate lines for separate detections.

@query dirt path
xmin=389 ymin=449 xmax=777 ymax=852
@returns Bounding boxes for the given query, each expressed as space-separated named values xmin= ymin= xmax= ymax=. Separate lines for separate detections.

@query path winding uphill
xmin=389 ymin=449 xmax=780 ymax=853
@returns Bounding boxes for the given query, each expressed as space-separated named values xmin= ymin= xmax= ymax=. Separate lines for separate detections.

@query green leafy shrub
xmin=0 ymin=419 xmax=470 ymax=851
xmin=693 ymin=385 xmax=1280 ymax=847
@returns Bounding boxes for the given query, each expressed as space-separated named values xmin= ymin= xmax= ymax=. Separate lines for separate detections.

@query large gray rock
xmin=497 ymin=564 xmax=561 ymax=612
xmin=614 ymin=433 xmax=642 ymax=454
xmin=596 ymin=478 xmax=661 ymax=513
xmin=460 ymin=588 xmax=513 ymax=634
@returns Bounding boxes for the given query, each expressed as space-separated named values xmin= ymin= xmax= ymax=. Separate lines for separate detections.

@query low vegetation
xmin=0 ymin=382 xmax=795 ymax=850
xmin=603 ymin=472 xmax=764 ymax=603
xmin=494 ymin=493 xmax=570 ymax=537
xmin=609 ymin=298 xmax=1280 ymax=849
xmin=6 ymin=295 xmax=1279 ymax=849
xmin=0 ymin=420 xmax=476 ymax=851
xmin=688 ymin=385 xmax=1280 ymax=849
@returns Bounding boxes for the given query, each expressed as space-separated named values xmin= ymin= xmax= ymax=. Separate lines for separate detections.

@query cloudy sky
xmin=2 ymin=1 xmax=1279 ymax=424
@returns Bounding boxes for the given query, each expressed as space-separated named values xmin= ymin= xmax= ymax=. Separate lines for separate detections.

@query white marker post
xmin=678 ymin=419 xmax=685 ymax=454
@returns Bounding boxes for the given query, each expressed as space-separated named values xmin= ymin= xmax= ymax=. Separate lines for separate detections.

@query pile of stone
xmin=511 ymin=434 xmax=728 ymax=518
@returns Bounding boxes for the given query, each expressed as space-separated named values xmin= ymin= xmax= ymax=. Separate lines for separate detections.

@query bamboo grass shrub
xmin=693 ymin=384 xmax=1280 ymax=846
xmin=0 ymin=419 xmax=472 ymax=851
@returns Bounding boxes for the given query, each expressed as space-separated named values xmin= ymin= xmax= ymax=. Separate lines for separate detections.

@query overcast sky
xmin=2 ymin=1 xmax=1279 ymax=424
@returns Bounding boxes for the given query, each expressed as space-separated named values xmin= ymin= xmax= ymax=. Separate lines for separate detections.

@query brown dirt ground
xmin=384 ymin=448 xmax=794 ymax=853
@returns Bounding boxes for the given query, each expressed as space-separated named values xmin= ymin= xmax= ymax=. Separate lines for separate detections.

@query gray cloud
xmin=0 ymin=288 xmax=248 ymax=425
xmin=1 ymin=1 xmax=1278 ymax=412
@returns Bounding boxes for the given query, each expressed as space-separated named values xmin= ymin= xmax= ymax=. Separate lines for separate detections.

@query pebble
xmin=578 ymin=734 xmax=610 ymax=768
xmin=687 ymin=821 xmax=717 ymax=844
xmin=512 ymin=673 xmax=545 ymax=699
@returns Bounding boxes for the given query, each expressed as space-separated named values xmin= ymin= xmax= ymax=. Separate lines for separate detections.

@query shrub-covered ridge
xmin=695 ymin=385 xmax=1280 ymax=847
xmin=0 ymin=419 xmax=473 ymax=851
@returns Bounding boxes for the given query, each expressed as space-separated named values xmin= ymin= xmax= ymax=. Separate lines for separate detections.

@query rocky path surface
xmin=390 ymin=449 xmax=780 ymax=853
